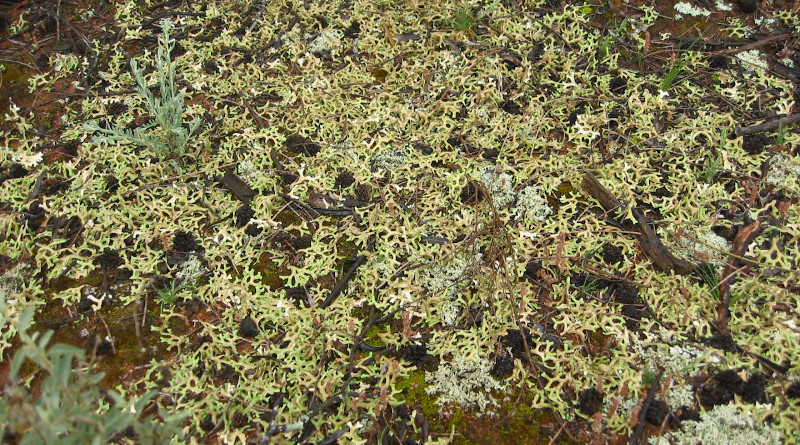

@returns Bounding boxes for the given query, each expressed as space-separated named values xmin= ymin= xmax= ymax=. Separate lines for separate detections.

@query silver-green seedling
xmin=84 ymin=19 xmax=201 ymax=158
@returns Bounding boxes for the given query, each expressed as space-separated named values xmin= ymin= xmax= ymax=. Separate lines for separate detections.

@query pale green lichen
xmin=674 ymin=2 xmax=712 ymax=17
xmin=307 ymin=28 xmax=343 ymax=55
xmin=419 ymin=252 xmax=482 ymax=298
xmin=765 ymin=154 xmax=800 ymax=195
xmin=476 ymin=166 xmax=515 ymax=208
xmin=371 ymin=147 xmax=407 ymax=172
xmin=2 ymin=0 xmax=799 ymax=442
xmin=425 ymin=352 xmax=503 ymax=410
xmin=513 ymin=185 xmax=552 ymax=224
xmin=651 ymin=403 xmax=782 ymax=445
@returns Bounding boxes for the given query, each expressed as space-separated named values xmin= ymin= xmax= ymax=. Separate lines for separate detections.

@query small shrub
xmin=0 ymin=296 xmax=186 ymax=443
xmin=85 ymin=19 xmax=201 ymax=158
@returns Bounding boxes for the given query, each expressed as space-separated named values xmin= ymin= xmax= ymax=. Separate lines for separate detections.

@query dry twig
xmin=581 ymin=172 xmax=695 ymax=274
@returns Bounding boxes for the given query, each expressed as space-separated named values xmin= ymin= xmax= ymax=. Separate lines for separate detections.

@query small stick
xmin=96 ymin=313 xmax=116 ymax=355
xmin=131 ymin=300 xmax=144 ymax=350
xmin=319 ymin=256 xmax=366 ymax=309
xmin=629 ymin=371 xmax=663 ymax=445
xmin=714 ymin=33 xmax=795 ymax=56
xmin=734 ymin=113 xmax=800 ymax=137
xmin=581 ymin=172 xmax=695 ymax=274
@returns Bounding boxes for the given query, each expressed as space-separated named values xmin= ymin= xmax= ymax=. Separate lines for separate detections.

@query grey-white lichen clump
xmin=513 ymin=185 xmax=552 ymax=224
xmin=765 ymin=154 xmax=800 ymax=195
xmin=665 ymin=384 xmax=695 ymax=409
xmin=307 ymin=28 xmax=343 ymax=55
xmin=176 ymin=255 xmax=205 ymax=287
xmin=420 ymin=252 xmax=482 ymax=298
xmin=476 ymin=166 xmax=515 ymax=208
xmin=371 ymin=147 xmax=407 ymax=172
xmin=674 ymin=2 xmax=712 ymax=17
xmin=438 ymin=299 xmax=462 ymax=326
xmin=735 ymin=50 xmax=769 ymax=72
xmin=715 ymin=0 xmax=733 ymax=11
xmin=677 ymin=228 xmax=731 ymax=271
xmin=658 ymin=227 xmax=730 ymax=272
xmin=237 ymin=159 xmax=260 ymax=186
xmin=629 ymin=329 xmax=722 ymax=376
xmin=0 ymin=263 xmax=28 ymax=306
xmin=651 ymin=403 xmax=782 ymax=445
xmin=425 ymin=353 xmax=502 ymax=410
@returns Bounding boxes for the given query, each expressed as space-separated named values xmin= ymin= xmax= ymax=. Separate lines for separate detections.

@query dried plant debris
xmin=0 ymin=0 xmax=799 ymax=443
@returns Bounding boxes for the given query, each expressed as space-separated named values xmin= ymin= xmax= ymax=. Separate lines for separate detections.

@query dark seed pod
xmin=577 ymin=388 xmax=604 ymax=416
xmin=403 ymin=343 xmax=428 ymax=366
xmin=239 ymin=316 xmax=259 ymax=338
xmin=234 ymin=204 xmax=255 ymax=228
xmin=285 ymin=134 xmax=320 ymax=156
xmin=106 ymin=101 xmax=129 ymax=116
xmin=172 ymin=231 xmax=203 ymax=253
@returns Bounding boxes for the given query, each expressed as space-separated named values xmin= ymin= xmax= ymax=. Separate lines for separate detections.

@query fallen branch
xmin=581 ymin=172 xmax=695 ymax=274
xmin=734 ymin=113 xmax=800 ymax=137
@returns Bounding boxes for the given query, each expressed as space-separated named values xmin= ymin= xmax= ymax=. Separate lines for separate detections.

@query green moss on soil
xmin=396 ymin=370 xmax=577 ymax=444
xmin=29 ymin=272 xmax=168 ymax=389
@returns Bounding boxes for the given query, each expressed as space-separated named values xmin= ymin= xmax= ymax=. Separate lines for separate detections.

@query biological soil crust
xmin=1 ymin=0 xmax=800 ymax=444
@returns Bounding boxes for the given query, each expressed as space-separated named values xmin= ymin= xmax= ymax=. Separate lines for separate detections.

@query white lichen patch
xmin=603 ymin=394 xmax=640 ymax=419
xmin=736 ymin=50 xmax=768 ymax=72
xmin=176 ymin=255 xmax=205 ymax=286
xmin=476 ymin=166 xmax=515 ymax=208
xmin=665 ymin=384 xmax=695 ymax=408
xmin=0 ymin=263 xmax=36 ymax=355
xmin=659 ymin=226 xmax=731 ymax=271
xmin=439 ymin=299 xmax=462 ymax=326
xmin=0 ymin=263 xmax=28 ymax=305
xmin=513 ymin=185 xmax=552 ymax=224
xmin=630 ymin=330 xmax=721 ymax=375
xmin=715 ymin=0 xmax=733 ymax=11
xmin=675 ymin=2 xmax=713 ymax=17
xmin=755 ymin=16 xmax=778 ymax=32
xmin=653 ymin=403 xmax=782 ymax=445
xmin=572 ymin=113 xmax=601 ymax=141
xmin=765 ymin=154 xmax=800 ymax=195
xmin=419 ymin=252 xmax=482 ymax=298
xmin=371 ymin=147 xmax=407 ymax=172
xmin=680 ymin=228 xmax=730 ymax=270
xmin=425 ymin=353 xmax=503 ymax=410
xmin=307 ymin=28 xmax=343 ymax=55
xmin=237 ymin=159 xmax=260 ymax=186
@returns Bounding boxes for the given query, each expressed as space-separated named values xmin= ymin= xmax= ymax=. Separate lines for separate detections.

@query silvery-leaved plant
xmin=85 ymin=19 xmax=201 ymax=158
